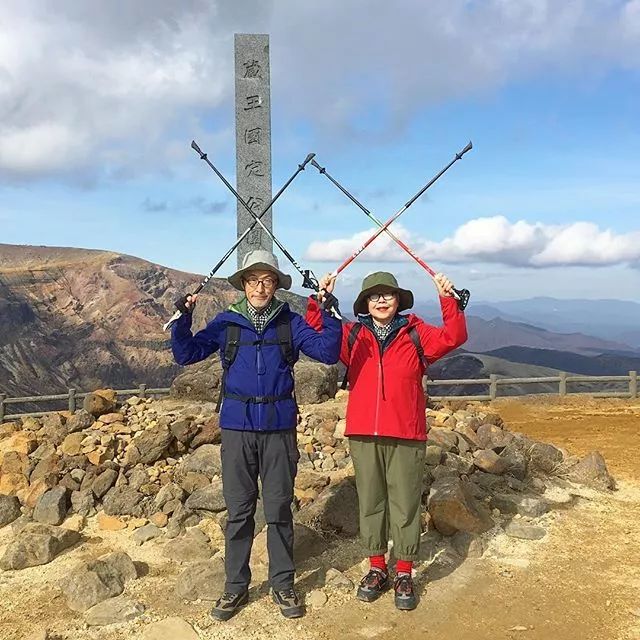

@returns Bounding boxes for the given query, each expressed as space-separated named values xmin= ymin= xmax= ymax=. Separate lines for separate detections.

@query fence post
xmin=489 ymin=374 xmax=498 ymax=401
xmin=630 ymin=371 xmax=638 ymax=400
xmin=68 ymin=388 xmax=76 ymax=414
xmin=0 ymin=393 xmax=5 ymax=423
xmin=139 ymin=383 xmax=147 ymax=399
xmin=559 ymin=372 xmax=567 ymax=397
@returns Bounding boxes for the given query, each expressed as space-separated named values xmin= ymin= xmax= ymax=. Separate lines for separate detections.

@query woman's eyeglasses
xmin=367 ymin=292 xmax=397 ymax=303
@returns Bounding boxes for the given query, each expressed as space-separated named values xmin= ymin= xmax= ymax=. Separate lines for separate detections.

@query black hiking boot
xmin=272 ymin=587 xmax=304 ymax=618
xmin=356 ymin=568 xmax=389 ymax=602
xmin=210 ymin=590 xmax=249 ymax=621
xmin=394 ymin=573 xmax=417 ymax=611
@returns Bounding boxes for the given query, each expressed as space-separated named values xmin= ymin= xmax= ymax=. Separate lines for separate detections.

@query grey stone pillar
xmin=234 ymin=33 xmax=273 ymax=267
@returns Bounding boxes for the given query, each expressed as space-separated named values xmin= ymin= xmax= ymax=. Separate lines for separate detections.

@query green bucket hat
xmin=353 ymin=271 xmax=414 ymax=316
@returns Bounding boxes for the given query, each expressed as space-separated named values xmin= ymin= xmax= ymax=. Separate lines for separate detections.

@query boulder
xmin=170 ymin=358 xmax=223 ymax=401
xmin=178 ymin=444 xmax=222 ymax=479
xmin=190 ymin=417 xmax=221 ymax=448
xmin=473 ymin=449 xmax=508 ymax=475
xmin=475 ymin=424 xmax=513 ymax=450
xmin=62 ymin=552 xmax=137 ymax=612
xmin=102 ymin=486 xmax=144 ymax=516
xmin=91 ymin=468 xmax=119 ymax=499
xmin=528 ymin=442 xmax=564 ymax=474
xmin=427 ymin=476 xmax=494 ymax=536
xmin=0 ymin=523 xmax=80 ymax=570
xmin=83 ymin=390 xmax=117 ymax=418
xmin=128 ymin=425 xmax=173 ymax=465
xmin=174 ymin=558 xmax=225 ymax=600
xmin=163 ymin=535 xmax=214 ymax=564
xmin=564 ymin=451 xmax=615 ymax=491
xmin=84 ymin=596 xmax=145 ymax=627
xmin=0 ymin=494 xmax=22 ymax=527
xmin=33 ymin=487 xmax=69 ymax=526
xmin=294 ymin=362 xmax=340 ymax=404
xmin=295 ymin=479 xmax=359 ymax=536
xmin=64 ymin=409 xmax=94 ymax=434
xmin=427 ymin=428 xmax=459 ymax=452
xmin=132 ymin=523 xmax=163 ymax=545
xmin=184 ymin=480 xmax=226 ymax=513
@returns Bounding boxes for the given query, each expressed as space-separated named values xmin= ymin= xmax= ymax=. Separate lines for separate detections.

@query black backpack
xmin=215 ymin=313 xmax=296 ymax=413
xmin=341 ymin=322 xmax=428 ymax=390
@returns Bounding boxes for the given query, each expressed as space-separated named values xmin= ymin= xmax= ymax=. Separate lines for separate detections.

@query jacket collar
xmin=221 ymin=297 xmax=287 ymax=331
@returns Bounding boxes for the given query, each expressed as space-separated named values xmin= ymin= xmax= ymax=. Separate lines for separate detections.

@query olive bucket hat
xmin=227 ymin=249 xmax=292 ymax=291
xmin=353 ymin=271 xmax=414 ymax=316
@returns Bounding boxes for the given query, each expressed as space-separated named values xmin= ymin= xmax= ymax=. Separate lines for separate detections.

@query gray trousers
xmin=220 ymin=428 xmax=299 ymax=593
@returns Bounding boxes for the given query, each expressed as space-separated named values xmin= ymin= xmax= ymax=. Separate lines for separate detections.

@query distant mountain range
xmin=464 ymin=297 xmax=640 ymax=349
xmin=1 ymin=243 xmax=638 ymax=403
xmin=415 ymin=305 xmax=638 ymax=356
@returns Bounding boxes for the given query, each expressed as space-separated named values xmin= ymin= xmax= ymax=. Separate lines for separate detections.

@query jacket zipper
xmin=374 ymin=339 xmax=384 ymax=436
xmin=256 ymin=330 xmax=264 ymax=429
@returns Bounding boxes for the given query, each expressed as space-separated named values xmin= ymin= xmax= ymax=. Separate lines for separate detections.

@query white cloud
xmin=1 ymin=1 xmax=639 ymax=181
xmin=305 ymin=216 xmax=640 ymax=268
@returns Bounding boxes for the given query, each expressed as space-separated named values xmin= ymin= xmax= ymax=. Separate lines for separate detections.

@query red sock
xmin=369 ymin=555 xmax=387 ymax=574
xmin=396 ymin=560 xmax=413 ymax=575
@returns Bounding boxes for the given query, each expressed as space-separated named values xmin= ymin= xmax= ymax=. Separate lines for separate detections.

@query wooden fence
xmin=1 ymin=371 xmax=637 ymax=422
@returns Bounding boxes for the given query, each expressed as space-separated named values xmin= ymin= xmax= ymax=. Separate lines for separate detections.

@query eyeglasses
xmin=244 ymin=275 xmax=277 ymax=289
xmin=367 ymin=292 xmax=397 ymax=303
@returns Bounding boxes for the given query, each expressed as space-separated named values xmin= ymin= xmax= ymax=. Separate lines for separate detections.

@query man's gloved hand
xmin=175 ymin=293 xmax=198 ymax=314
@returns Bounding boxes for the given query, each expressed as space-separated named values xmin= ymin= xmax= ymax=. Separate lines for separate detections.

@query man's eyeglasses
xmin=244 ymin=276 xmax=277 ymax=289
xmin=367 ymin=292 xmax=397 ymax=303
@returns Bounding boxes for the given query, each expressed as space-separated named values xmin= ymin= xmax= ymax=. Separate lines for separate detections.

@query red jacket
xmin=306 ymin=296 xmax=467 ymax=441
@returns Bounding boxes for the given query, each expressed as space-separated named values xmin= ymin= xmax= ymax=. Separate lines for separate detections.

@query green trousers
xmin=349 ymin=436 xmax=426 ymax=561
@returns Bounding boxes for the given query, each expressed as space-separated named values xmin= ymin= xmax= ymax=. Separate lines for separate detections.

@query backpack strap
xmin=407 ymin=325 xmax=428 ymax=371
xmin=216 ymin=324 xmax=242 ymax=413
xmin=275 ymin=312 xmax=295 ymax=368
xmin=341 ymin=323 xmax=363 ymax=390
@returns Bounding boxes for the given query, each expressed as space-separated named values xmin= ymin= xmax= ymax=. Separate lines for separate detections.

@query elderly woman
xmin=307 ymin=270 xmax=467 ymax=610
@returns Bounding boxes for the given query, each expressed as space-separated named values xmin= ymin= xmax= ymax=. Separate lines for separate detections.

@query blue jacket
xmin=171 ymin=298 xmax=341 ymax=431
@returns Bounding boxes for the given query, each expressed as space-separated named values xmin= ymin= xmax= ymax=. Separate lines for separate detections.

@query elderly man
xmin=171 ymin=249 xmax=340 ymax=621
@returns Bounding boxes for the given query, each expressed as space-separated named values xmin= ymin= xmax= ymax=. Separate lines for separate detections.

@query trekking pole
xmin=326 ymin=142 xmax=472 ymax=281
xmin=162 ymin=146 xmax=315 ymax=331
xmin=311 ymin=158 xmax=470 ymax=310
xmin=191 ymin=141 xmax=341 ymax=318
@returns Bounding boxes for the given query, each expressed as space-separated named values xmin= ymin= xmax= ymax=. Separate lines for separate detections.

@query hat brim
xmin=227 ymin=262 xmax=292 ymax=291
xmin=353 ymin=284 xmax=414 ymax=316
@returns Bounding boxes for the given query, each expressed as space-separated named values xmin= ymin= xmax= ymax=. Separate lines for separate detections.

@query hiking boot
xmin=356 ymin=568 xmax=389 ymax=602
xmin=272 ymin=588 xmax=304 ymax=618
xmin=210 ymin=590 xmax=249 ymax=621
xmin=394 ymin=573 xmax=417 ymax=611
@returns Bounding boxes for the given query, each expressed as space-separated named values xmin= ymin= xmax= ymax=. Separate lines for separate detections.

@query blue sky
xmin=1 ymin=0 xmax=639 ymax=306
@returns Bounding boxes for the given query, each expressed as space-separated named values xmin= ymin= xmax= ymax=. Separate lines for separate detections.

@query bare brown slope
xmin=0 ymin=244 xmax=239 ymax=398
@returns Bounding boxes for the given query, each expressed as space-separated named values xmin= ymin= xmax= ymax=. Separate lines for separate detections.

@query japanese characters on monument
xmin=234 ymin=34 xmax=273 ymax=266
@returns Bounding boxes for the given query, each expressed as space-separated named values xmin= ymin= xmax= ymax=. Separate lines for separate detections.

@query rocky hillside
xmin=0 ymin=244 xmax=307 ymax=403
xmin=0 ymin=390 xmax=616 ymax=638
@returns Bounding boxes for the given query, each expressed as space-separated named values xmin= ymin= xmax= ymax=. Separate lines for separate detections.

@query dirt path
xmin=493 ymin=396 xmax=640 ymax=482
xmin=2 ymin=397 xmax=639 ymax=640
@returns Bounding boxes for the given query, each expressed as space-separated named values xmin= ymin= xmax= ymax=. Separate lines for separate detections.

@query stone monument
xmin=234 ymin=33 xmax=273 ymax=267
